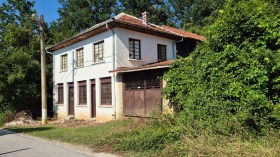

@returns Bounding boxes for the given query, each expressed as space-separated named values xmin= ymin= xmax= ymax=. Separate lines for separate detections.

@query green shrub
xmin=0 ymin=105 xmax=14 ymax=126
xmin=163 ymin=0 xmax=280 ymax=134
xmin=101 ymin=115 xmax=185 ymax=153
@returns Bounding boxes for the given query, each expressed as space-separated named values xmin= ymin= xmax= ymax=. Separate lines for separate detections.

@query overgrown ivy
xmin=163 ymin=0 xmax=280 ymax=134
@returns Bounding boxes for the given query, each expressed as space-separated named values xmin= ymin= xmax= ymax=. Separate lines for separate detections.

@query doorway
xmin=91 ymin=80 xmax=96 ymax=118
xmin=68 ymin=83 xmax=74 ymax=116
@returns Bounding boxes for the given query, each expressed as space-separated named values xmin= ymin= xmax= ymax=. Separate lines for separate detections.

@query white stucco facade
xmin=53 ymin=28 xmax=176 ymax=122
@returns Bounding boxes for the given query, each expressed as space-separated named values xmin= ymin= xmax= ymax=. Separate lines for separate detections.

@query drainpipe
xmin=72 ymin=50 xmax=75 ymax=116
xmin=45 ymin=50 xmax=54 ymax=115
xmin=173 ymin=37 xmax=184 ymax=59
xmin=106 ymin=23 xmax=116 ymax=119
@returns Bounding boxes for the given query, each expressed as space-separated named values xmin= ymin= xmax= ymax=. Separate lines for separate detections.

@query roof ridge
xmin=156 ymin=24 xmax=182 ymax=37
xmin=114 ymin=12 xmax=141 ymax=21
xmin=161 ymin=25 xmax=206 ymax=40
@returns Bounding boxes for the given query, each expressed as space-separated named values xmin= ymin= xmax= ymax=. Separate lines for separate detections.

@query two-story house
xmin=46 ymin=12 xmax=205 ymax=122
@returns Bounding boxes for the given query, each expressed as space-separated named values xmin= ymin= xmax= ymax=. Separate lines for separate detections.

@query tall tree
xmin=0 ymin=0 xmax=52 ymax=116
xmin=49 ymin=0 xmax=117 ymax=44
xmin=119 ymin=0 xmax=171 ymax=26
xmin=168 ymin=0 xmax=225 ymax=32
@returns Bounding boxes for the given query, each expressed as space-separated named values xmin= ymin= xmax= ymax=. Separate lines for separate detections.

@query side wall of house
xmin=53 ymin=30 xmax=116 ymax=122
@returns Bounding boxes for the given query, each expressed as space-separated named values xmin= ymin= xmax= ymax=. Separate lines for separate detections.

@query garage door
xmin=124 ymin=70 xmax=162 ymax=117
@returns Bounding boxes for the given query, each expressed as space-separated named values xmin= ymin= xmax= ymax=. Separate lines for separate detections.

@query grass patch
xmin=8 ymin=120 xmax=130 ymax=152
xmin=7 ymin=118 xmax=280 ymax=157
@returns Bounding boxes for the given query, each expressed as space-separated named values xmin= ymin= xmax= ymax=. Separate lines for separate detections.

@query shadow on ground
xmin=6 ymin=127 xmax=54 ymax=134
xmin=0 ymin=148 xmax=32 ymax=155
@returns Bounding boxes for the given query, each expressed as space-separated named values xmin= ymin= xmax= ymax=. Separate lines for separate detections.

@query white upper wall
xmin=53 ymin=27 xmax=176 ymax=84
xmin=53 ymin=30 xmax=114 ymax=84
xmin=115 ymin=28 xmax=175 ymax=67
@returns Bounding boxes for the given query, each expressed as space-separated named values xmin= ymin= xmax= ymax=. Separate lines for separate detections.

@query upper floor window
xmin=76 ymin=48 xmax=84 ymax=67
xmin=157 ymin=44 xmax=166 ymax=62
xmin=57 ymin=83 xmax=64 ymax=104
xmin=93 ymin=41 xmax=104 ymax=62
xmin=129 ymin=38 xmax=141 ymax=60
xmin=78 ymin=81 xmax=87 ymax=105
xmin=61 ymin=54 xmax=67 ymax=71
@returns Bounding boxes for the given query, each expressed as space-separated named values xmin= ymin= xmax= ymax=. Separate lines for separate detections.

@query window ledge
xmin=75 ymin=66 xmax=84 ymax=69
xmin=59 ymin=70 xmax=68 ymax=73
xmin=128 ymin=59 xmax=144 ymax=62
xmin=92 ymin=61 xmax=105 ymax=65
xmin=98 ymin=105 xmax=112 ymax=108
xmin=77 ymin=105 xmax=87 ymax=107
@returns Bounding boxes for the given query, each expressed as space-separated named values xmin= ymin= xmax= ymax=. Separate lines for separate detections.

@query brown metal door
xmin=68 ymin=85 xmax=74 ymax=115
xmin=124 ymin=90 xmax=135 ymax=116
xmin=124 ymin=70 xmax=162 ymax=117
xmin=124 ymin=89 xmax=145 ymax=116
xmin=145 ymin=88 xmax=161 ymax=116
xmin=91 ymin=84 xmax=96 ymax=118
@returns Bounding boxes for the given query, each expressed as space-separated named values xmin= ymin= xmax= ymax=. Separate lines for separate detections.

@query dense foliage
xmin=49 ymin=0 xmax=118 ymax=43
xmin=164 ymin=0 xmax=280 ymax=133
xmin=49 ymin=0 xmax=224 ymax=42
xmin=0 ymin=0 xmax=53 ymax=118
xmin=167 ymin=0 xmax=225 ymax=33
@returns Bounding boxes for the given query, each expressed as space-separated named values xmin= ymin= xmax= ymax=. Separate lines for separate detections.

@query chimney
xmin=142 ymin=11 xmax=149 ymax=25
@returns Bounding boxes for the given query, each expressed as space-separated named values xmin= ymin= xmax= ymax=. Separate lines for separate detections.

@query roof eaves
xmin=46 ymin=18 xmax=115 ymax=52
xmin=109 ymin=65 xmax=170 ymax=73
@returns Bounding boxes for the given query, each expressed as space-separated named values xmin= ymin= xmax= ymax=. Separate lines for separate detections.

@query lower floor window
xmin=79 ymin=81 xmax=87 ymax=105
xmin=101 ymin=78 xmax=112 ymax=105
xmin=58 ymin=84 xmax=64 ymax=104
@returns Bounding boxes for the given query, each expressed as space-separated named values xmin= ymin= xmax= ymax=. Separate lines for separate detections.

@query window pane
xmin=58 ymin=84 xmax=64 ymax=104
xmin=94 ymin=41 xmax=104 ymax=62
xmin=79 ymin=85 xmax=87 ymax=105
xmin=76 ymin=48 xmax=84 ymax=67
xmin=129 ymin=39 xmax=141 ymax=60
xmin=158 ymin=45 xmax=166 ymax=61
xmin=61 ymin=54 xmax=67 ymax=71
xmin=101 ymin=79 xmax=111 ymax=105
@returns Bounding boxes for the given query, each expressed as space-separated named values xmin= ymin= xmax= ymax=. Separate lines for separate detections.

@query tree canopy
xmin=0 ymin=0 xmax=52 ymax=116
xmin=49 ymin=0 xmax=118 ymax=43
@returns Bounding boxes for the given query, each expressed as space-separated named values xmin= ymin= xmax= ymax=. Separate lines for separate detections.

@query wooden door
xmin=68 ymin=85 xmax=74 ymax=115
xmin=91 ymin=83 xmax=96 ymax=118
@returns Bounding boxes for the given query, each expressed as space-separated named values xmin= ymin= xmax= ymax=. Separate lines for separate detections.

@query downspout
xmin=72 ymin=50 xmax=75 ymax=116
xmin=173 ymin=37 xmax=184 ymax=59
xmin=106 ymin=22 xmax=116 ymax=119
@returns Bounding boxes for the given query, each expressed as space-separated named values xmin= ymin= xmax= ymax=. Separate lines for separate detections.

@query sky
xmin=0 ymin=0 xmax=61 ymax=23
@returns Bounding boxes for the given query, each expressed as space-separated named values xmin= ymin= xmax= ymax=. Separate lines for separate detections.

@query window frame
xmin=76 ymin=48 xmax=84 ymax=67
xmin=60 ymin=54 xmax=68 ymax=71
xmin=129 ymin=38 xmax=141 ymax=60
xmin=100 ymin=77 xmax=112 ymax=105
xmin=93 ymin=41 xmax=104 ymax=62
xmin=78 ymin=81 xmax=87 ymax=105
xmin=157 ymin=44 xmax=167 ymax=62
xmin=57 ymin=83 xmax=64 ymax=105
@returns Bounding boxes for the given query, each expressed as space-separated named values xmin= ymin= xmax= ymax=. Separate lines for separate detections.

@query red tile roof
xmin=114 ymin=13 xmax=205 ymax=41
xmin=47 ymin=12 xmax=205 ymax=52
xmin=161 ymin=25 xmax=206 ymax=41
xmin=109 ymin=60 xmax=175 ymax=73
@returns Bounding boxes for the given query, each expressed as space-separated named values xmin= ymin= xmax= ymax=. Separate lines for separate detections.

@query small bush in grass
xmin=0 ymin=106 xmax=14 ymax=126
xmin=100 ymin=114 xmax=186 ymax=153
